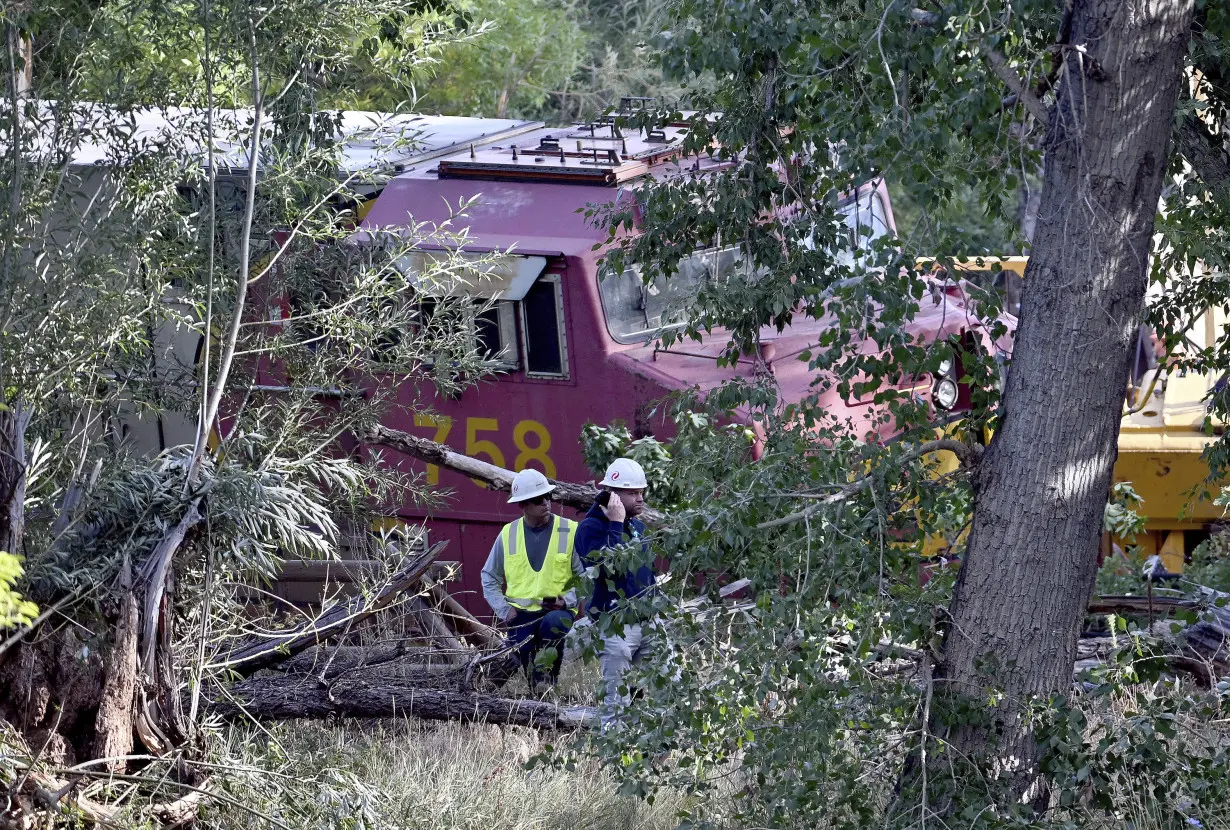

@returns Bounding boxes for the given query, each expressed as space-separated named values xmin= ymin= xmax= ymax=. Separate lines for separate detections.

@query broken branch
xmin=210 ymin=542 xmax=446 ymax=677
xmin=365 ymin=423 xmax=666 ymax=524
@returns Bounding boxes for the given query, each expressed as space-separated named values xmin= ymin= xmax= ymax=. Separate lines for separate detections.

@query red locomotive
xmin=347 ymin=113 xmax=1004 ymax=613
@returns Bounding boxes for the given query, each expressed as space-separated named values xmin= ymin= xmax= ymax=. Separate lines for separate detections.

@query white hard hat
xmin=508 ymin=468 xmax=554 ymax=503
xmin=600 ymin=457 xmax=647 ymax=489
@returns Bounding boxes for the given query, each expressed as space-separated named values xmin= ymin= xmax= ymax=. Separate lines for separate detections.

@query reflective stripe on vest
xmin=502 ymin=516 xmax=575 ymax=612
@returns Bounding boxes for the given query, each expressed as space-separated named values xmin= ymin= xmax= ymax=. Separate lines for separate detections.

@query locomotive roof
xmin=355 ymin=122 xmax=731 ymax=256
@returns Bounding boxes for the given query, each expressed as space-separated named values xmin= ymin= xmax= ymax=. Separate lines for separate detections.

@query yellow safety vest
xmin=502 ymin=516 xmax=576 ymax=612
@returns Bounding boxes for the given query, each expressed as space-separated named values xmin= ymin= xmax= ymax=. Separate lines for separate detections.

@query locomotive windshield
xmin=600 ymin=190 xmax=893 ymax=344
xmin=599 ymin=246 xmax=744 ymax=344
xmin=837 ymin=191 xmax=892 ymax=248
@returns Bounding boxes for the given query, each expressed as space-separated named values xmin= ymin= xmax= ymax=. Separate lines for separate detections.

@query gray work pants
xmin=600 ymin=622 xmax=652 ymax=727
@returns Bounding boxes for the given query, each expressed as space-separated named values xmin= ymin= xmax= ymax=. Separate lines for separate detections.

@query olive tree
xmin=0 ymin=0 xmax=491 ymax=789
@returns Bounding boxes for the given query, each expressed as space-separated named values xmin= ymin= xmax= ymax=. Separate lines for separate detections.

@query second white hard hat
xmin=600 ymin=457 xmax=647 ymax=489
xmin=508 ymin=468 xmax=554 ymax=503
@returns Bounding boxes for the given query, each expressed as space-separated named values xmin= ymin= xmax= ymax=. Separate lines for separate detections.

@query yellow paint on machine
xmin=919 ymin=256 xmax=1230 ymax=573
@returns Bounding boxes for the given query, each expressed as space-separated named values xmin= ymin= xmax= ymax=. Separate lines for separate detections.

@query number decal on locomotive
xmin=513 ymin=419 xmax=555 ymax=479
xmin=465 ymin=417 xmax=506 ymax=485
xmin=413 ymin=413 xmax=454 ymax=485
xmin=412 ymin=417 xmax=554 ymax=487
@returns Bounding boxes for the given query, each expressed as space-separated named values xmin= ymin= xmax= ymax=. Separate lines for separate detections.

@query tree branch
xmin=984 ymin=49 xmax=1051 ymax=124
xmin=756 ymin=438 xmax=980 ymax=532
xmin=910 ymin=9 xmax=1050 ymax=125
xmin=208 ymin=541 xmax=447 ymax=677
xmin=364 ymin=423 xmax=668 ymax=524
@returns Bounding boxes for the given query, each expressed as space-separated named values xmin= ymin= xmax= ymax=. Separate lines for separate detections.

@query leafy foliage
xmin=0 ymin=553 xmax=37 ymax=630
xmin=536 ymin=1 xmax=1230 ymax=828
xmin=415 ymin=0 xmax=588 ymax=118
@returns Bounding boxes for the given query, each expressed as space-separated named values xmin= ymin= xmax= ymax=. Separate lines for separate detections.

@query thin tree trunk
xmin=93 ymin=558 xmax=138 ymax=770
xmin=0 ymin=402 xmax=31 ymax=556
xmin=932 ymin=0 xmax=1195 ymax=803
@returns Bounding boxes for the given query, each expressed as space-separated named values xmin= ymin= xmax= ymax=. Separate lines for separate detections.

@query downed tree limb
xmin=409 ymin=596 xmax=468 ymax=656
xmin=278 ymin=643 xmax=435 ymax=680
xmin=210 ymin=542 xmax=446 ymax=678
xmin=1087 ymin=595 xmax=1202 ymax=615
xmin=426 ymin=579 xmax=503 ymax=650
xmin=365 ymin=424 xmax=666 ymax=524
xmin=756 ymin=438 xmax=981 ymax=531
xmin=151 ymin=778 xmax=212 ymax=828
xmin=1080 ymin=593 xmax=1230 ymax=684
xmin=213 ymin=673 xmax=597 ymax=729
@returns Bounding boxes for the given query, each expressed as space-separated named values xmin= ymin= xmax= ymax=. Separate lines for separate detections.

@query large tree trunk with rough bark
xmin=932 ymin=0 xmax=1196 ymax=802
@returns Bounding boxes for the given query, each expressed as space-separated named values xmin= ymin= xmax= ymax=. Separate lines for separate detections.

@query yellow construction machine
xmin=925 ymin=257 xmax=1227 ymax=573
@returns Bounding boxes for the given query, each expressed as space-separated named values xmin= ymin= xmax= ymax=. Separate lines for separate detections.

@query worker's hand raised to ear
xmin=602 ymin=492 xmax=626 ymax=523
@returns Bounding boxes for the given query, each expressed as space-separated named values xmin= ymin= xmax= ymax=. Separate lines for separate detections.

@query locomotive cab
xmin=356 ymin=117 xmax=991 ymax=614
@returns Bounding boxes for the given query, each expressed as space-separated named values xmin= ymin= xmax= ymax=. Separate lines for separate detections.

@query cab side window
xmin=477 ymin=302 xmax=519 ymax=369
xmin=520 ymin=274 xmax=568 ymax=378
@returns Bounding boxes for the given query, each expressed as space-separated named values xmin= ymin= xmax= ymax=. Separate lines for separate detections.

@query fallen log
xmin=410 ymin=596 xmax=468 ymax=656
xmin=1079 ymin=593 xmax=1230 ymax=685
xmin=1087 ymin=595 xmax=1201 ymax=615
xmin=365 ymin=424 xmax=666 ymax=524
xmin=210 ymin=542 xmax=446 ymax=678
xmin=214 ymin=673 xmax=597 ymax=729
xmin=279 ymin=643 xmax=436 ymax=680
xmin=1090 ymin=593 xmax=1229 ymax=669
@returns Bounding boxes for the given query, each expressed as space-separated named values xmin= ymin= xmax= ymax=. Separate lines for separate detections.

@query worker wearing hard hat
xmin=574 ymin=457 xmax=658 ymax=725
xmin=480 ymin=467 xmax=585 ymax=692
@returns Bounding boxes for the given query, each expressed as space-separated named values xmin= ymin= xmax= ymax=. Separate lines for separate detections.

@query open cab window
xmin=392 ymin=251 xmax=572 ymax=377
xmin=520 ymin=274 xmax=569 ymax=378
xmin=599 ymin=246 xmax=744 ymax=344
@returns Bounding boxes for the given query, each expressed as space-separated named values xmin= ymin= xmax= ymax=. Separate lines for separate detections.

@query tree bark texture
xmin=213 ymin=673 xmax=596 ymax=729
xmin=0 ymin=402 xmax=31 ymax=557
xmin=936 ymin=0 xmax=1196 ymax=788
xmin=92 ymin=559 xmax=139 ymax=770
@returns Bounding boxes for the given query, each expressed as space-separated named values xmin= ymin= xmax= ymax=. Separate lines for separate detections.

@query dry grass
xmin=208 ymin=717 xmax=683 ymax=830
xmin=200 ymin=654 xmax=684 ymax=830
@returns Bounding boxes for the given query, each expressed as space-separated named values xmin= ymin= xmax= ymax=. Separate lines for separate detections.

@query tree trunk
xmin=93 ymin=559 xmax=139 ymax=770
xmin=932 ymin=0 xmax=1195 ymax=802
xmin=0 ymin=402 xmax=31 ymax=556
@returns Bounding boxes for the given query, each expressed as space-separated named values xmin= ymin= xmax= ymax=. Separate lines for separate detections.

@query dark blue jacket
xmin=575 ymin=503 xmax=656 ymax=616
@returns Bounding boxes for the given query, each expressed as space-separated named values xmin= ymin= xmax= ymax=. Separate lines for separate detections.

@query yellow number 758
xmin=413 ymin=415 xmax=556 ymax=486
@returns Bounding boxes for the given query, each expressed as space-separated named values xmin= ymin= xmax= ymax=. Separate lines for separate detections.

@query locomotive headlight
xmin=934 ymin=377 xmax=959 ymax=410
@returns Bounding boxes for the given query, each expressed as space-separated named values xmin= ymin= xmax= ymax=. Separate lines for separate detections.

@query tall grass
xmin=195 ymin=655 xmax=682 ymax=829
xmin=206 ymin=718 xmax=683 ymax=830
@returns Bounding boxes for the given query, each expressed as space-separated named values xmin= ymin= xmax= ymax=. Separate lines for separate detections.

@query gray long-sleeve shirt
xmin=481 ymin=516 xmax=585 ymax=619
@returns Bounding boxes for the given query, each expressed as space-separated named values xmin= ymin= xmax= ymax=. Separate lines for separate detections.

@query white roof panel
xmin=18 ymin=101 xmax=539 ymax=176
xmin=395 ymin=251 xmax=549 ymax=301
